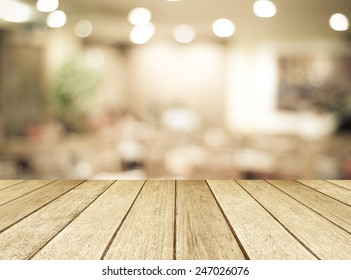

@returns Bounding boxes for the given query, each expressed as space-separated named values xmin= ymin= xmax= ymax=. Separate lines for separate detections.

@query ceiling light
xmin=253 ymin=0 xmax=277 ymax=18
xmin=47 ymin=10 xmax=67 ymax=28
xmin=36 ymin=0 xmax=59 ymax=12
xmin=130 ymin=23 xmax=155 ymax=44
xmin=128 ymin=7 xmax=152 ymax=26
xmin=329 ymin=13 xmax=349 ymax=31
xmin=1 ymin=0 xmax=32 ymax=23
xmin=212 ymin=18 xmax=235 ymax=38
xmin=173 ymin=25 xmax=195 ymax=43
xmin=75 ymin=20 xmax=93 ymax=38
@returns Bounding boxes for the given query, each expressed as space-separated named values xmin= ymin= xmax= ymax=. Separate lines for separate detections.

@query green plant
xmin=50 ymin=58 xmax=101 ymax=132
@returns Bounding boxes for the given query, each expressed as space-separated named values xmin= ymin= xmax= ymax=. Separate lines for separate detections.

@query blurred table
xmin=0 ymin=180 xmax=350 ymax=260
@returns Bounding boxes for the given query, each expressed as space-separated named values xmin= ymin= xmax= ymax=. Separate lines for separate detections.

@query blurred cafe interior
xmin=0 ymin=0 xmax=351 ymax=180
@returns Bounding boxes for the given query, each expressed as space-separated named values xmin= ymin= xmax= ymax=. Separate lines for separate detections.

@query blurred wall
xmin=224 ymin=39 xmax=350 ymax=136
xmin=89 ymin=45 xmax=128 ymax=113
xmin=45 ymin=28 xmax=82 ymax=84
xmin=126 ymin=41 xmax=226 ymax=127
xmin=1 ymin=26 xmax=350 ymax=136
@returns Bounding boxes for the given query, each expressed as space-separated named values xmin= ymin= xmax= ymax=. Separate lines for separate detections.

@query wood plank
xmin=0 ymin=180 xmax=113 ymax=260
xmin=104 ymin=180 xmax=175 ymax=260
xmin=0 ymin=180 xmax=83 ymax=233
xmin=298 ymin=180 xmax=351 ymax=206
xmin=176 ymin=180 xmax=245 ymax=260
xmin=208 ymin=180 xmax=316 ymax=260
xmin=238 ymin=180 xmax=351 ymax=260
xmin=32 ymin=180 xmax=144 ymax=260
xmin=0 ymin=180 xmax=53 ymax=206
xmin=269 ymin=180 xmax=351 ymax=233
xmin=327 ymin=180 xmax=351 ymax=191
xmin=0 ymin=180 xmax=24 ymax=191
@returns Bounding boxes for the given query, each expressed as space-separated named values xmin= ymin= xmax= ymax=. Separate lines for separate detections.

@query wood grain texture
xmin=238 ymin=180 xmax=351 ymax=260
xmin=176 ymin=180 xmax=245 ymax=260
xmin=0 ymin=180 xmax=83 ymax=233
xmin=0 ymin=180 xmax=113 ymax=260
xmin=0 ymin=180 xmax=24 ymax=191
xmin=0 ymin=180 xmax=53 ymax=206
xmin=327 ymin=180 xmax=351 ymax=191
xmin=298 ymin=180 xmax=351 ymax=206
xmin=32 ymin=180 xmax=144 ymax=260
xmin=269 ymin=180 xmax=351 ymax=233
xmin=104 ymin=180 xmax=175 ymax=260
xmin=0 ymin=180 xmax=350 ymax=260
xmin=208 ymin=180 xmax=316 ymax=260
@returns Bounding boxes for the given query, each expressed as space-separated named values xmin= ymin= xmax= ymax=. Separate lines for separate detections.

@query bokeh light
xmin=1 ymin=0 xmax=32 ymax=23
xmin=253 ymin=0 xmax=277 ymax=18
xmin=36 ymin=0 xmax=59 ymax=12
xmin=212 ymin=18 xmax=235 ymax=38
xmin=130 ymin=23 xmax=155 ymax=44
xmin=47 ymin=10 xmax=67 ymax=28
xmin=173 ymin=24 xmax=195 ymax=43
xmin=75 ymin=20 xmax=93 ymax=38
xmin=205 ymin=127 xmax=227 ymax=147
xmin=128 ymin=7 xmax=152 ymax=26
xmin=329 ymin=13 xmax=349 ymax=31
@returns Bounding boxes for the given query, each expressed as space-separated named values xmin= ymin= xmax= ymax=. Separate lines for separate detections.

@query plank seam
xmin=268 ymin=181 xmax=351 ymax=235
xmin=28 ymin=180 xmax=117 ymax=260
xmin=324 ymin=180 xmax=351 ymax=192
xmin=206 ymin=180 xmax=250 ymax=260
xmin=295 ymin=180 xmax=351 ymax=208
xmin=100 ymin=180 xmax=147 ymax=260
xmin=0 ymin=180 xmax=25 ymax=191
xmin=0 ymin=181 xmax=86 ymax=235
xmin=0 ymin=180 xmax=57 ymax=207
xmin=173 ymin=180 xmax=177 ymax=260
xmin=237 ymin=180 xmax=320 ymax=260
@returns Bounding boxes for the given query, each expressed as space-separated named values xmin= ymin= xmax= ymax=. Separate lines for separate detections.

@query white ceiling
xmin=2 ymin=0 xmax=351 ymax=43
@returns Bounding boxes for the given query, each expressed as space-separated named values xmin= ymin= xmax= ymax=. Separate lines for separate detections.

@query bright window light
xmin=130 ymin=23 xmax=155 ymax=44
xmin=212 ymin=18 xmax=235 ymax=38
xmin=36 ymin=0 xmax=59 ymax=12
xmin=253 ymin=0 xmax=277 ymax=18
xmin=173 ymin=25 xmax=195 ymax=43
xmin=1 ymin=0 xmax=32 ymax=23
xmin=75 ymin=20 xmax=93 ymax=37
xmin=329 ymin=13 xmax=349 ymax=31
xmin=47 ymin=10 xmax=67 ymax=28
xmin=128 ymin=7 xmax=152 ymax=26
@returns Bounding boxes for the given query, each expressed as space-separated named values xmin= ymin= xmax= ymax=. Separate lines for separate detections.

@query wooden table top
xmin=0 ymin=180 xmax=350 ymax=260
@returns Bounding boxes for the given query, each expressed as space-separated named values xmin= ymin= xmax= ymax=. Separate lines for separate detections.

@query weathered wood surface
xmin=0 ymin=180 xmax=53 ymax=206
xmin=0 ymin=180 xmax=24 ymax=191
xmin=104 ymin=180 xmax=175 ymax=260
xmin=208 ymin=180 xmax=316 ymax=260
xmin=238 ymin=180 xmax=351 ymax=260
xmin=298 ymin=180 xmax=351 ymax=206
xmin=0 ymin=180 xmax=83 ymax=233
xmin=176 ymin=180 xmax=245 ymax=260
xmin=0 ymin=180 xmax=350 ymax=260
xmin=269 ymin=180 xmax=351 ymax=233
xmin=33 ymin=180 xmax=144 ymax=260
xmin=0 ymin=181 xmax=112 ymax=259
